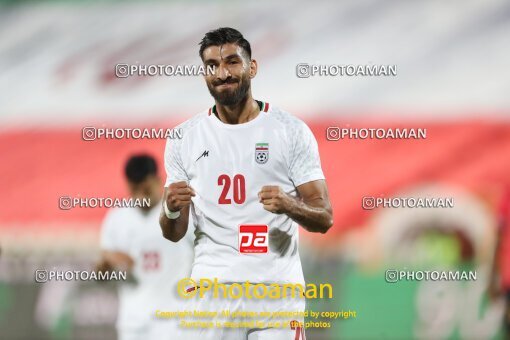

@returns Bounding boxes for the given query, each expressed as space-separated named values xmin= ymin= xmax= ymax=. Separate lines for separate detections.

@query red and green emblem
xmin=255 ymin=143 xmax=269 ymax=164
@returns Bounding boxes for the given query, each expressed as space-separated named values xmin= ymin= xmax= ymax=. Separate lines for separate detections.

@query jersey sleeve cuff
xmin=164 ymin=177 xmax=189 ymax=187
xmin=292 ymin=172 xmax=326 ymax=188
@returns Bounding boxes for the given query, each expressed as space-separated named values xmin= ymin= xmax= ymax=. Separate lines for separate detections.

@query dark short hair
xmin=199 ymin=27 xmax=251 ymax=60
xmin=124 ymin=154 xmax=158 ymax=184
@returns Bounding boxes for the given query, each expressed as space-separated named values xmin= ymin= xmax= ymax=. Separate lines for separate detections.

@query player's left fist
xmin=258 ymin=186 xmax=294 ymax=214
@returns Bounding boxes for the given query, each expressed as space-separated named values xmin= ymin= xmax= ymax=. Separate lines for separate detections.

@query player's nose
xmin=216 ymin=63 xmax=231 ymax=80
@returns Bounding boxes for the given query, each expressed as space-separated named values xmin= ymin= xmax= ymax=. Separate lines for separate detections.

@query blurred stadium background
xmin=1 ymin=0 xmax=510 ymax=339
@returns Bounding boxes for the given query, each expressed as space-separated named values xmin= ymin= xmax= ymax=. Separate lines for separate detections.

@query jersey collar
xmin=208 ymin=100 xmax=270 ymax=116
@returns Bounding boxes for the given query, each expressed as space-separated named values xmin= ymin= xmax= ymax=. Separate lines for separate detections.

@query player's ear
xmin=249 ymin=59 xmax=257 ymax=79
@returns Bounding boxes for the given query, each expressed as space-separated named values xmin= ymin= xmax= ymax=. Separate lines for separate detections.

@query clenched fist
xmin=258 ymin=185 xmax=295 ymax=214
xmin=166 ymin=181 xmax=195 ymax=212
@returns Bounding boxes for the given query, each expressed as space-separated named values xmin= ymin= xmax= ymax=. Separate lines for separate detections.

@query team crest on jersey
xmin=255 ymin=143 xmax=269 ymax=164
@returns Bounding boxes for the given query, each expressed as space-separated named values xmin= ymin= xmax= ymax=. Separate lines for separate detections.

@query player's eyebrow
xmin=203 ymin=58 xmax=219 ymax=65
xmin=221 ymin=54 xmax=242 ymax=61
xmin=203 ymin=53 xmax=242 ymax=65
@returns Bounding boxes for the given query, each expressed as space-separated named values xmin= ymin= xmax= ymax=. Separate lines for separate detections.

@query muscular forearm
xmin=489 ymin=228 xmax=502 ymax=298
xmin=159 ymin=206 xmax=189 ymax=242
xmin=286 ymin=197 xmax=333 ymax=234
xmin=160 ymin=183 xmax=194 ymax=242
xmin=258 ymin=182 xmax=333 ymax=234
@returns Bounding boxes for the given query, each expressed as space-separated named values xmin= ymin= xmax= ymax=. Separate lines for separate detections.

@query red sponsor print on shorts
xmin=290 ymin=320 xmax=306 ymax=340
xmin=238 ymin=224 xmax=268 ymax=254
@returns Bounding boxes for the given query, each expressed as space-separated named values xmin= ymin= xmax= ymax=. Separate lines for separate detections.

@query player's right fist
xmin=166 ymin=181 xmax=196 ymax=212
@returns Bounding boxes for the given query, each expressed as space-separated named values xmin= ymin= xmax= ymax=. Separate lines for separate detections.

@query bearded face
xmin=206 ymin=71 xmax=251 ymax=106
xmin=202 ymin=43 xmax=255 ymax=106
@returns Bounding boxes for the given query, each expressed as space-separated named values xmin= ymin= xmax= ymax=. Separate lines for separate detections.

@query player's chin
xmin=215 ymin=89 xmax=238 ymax=99
xmin=215 ymin=95 xmax=242 ymax=106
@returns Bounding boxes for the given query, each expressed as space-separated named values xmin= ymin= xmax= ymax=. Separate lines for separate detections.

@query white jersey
xmin=100 ymin=203 xmax=194 ymax=331
xmin=164 ymin=101 xmax=324 ymax=285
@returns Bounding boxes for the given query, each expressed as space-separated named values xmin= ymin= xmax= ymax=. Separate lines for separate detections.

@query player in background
xmin=160 ymin=28 xmax=333 ymax=339
xmin=488 ymin=186 xmax=510 ymax=338
xmin=97 ymin=154 xmax=194 ymax=340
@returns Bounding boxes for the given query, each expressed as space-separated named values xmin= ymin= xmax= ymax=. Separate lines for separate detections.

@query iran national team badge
xmin=255 ymin=143 xmax=269 ymax=164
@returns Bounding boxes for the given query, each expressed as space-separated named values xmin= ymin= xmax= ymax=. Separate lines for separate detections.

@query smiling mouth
xmin=215 ymin=81 xmax=238 ymax=88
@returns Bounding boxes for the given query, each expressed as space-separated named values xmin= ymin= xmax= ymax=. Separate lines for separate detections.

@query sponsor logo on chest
xmin=239 ymin=224 xmax=268 ymax=253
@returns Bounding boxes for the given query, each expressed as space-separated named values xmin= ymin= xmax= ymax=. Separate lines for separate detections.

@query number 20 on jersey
xmin=218 ymin=174 xmax=246 ymax=204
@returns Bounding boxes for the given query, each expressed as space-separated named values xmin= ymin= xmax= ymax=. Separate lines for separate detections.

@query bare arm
xmin=159 ymin=182 xmax=194 ymax=242
xmin=95 ymin=250 xmax=134 ymax=279
xmin=488 ymin=225 xmax=503 ymax=300
xmin=258 ymin=179 xmax=333 ymax=234
xmin=488 ymin=191 xmax=510 ymax=300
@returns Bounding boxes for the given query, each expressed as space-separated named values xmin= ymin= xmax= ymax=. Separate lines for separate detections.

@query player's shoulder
xmin=102 ymin=207 xmax=137 ymax=227
xmin=164 ymin=110 xmax=209 ymax=148
xmin=267 ymin=105 xmax=310 ymax=132
xmin=173 ymin=110 xmax=209 ymax=132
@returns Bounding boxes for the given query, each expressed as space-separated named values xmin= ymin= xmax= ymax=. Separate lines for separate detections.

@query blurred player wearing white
xmin=488 ymin=186 xmax=510 ymax=338
xmin=97 ymin=154 xmax=194 ymax=340
xmin=160 ymin=28 xmax=333 ymax=340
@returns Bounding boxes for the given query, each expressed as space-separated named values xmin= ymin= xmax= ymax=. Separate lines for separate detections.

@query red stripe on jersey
xmin=263 ymin=102 xmax=269 ymax=112
xmin=208 ymin=107 xmax=212 ymax=116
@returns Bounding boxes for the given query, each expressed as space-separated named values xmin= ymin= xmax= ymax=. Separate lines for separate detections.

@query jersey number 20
xmin=218 ymin=174 xmax=246 ymax=204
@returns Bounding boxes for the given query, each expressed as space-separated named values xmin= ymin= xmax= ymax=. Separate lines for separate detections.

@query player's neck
xmin=215 ymin=95 xmax=259 ymax=125
xmin=139 ymin=197 xmax=161 ymax=215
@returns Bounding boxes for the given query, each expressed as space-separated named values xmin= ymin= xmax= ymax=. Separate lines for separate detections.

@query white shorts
xmin=172 ymin=284 xmax=306 ymax=340
xmin=117 ymin=327 xmax=148 ymax=340
xmin=118 ymin=317 xmax=181 ymax=340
